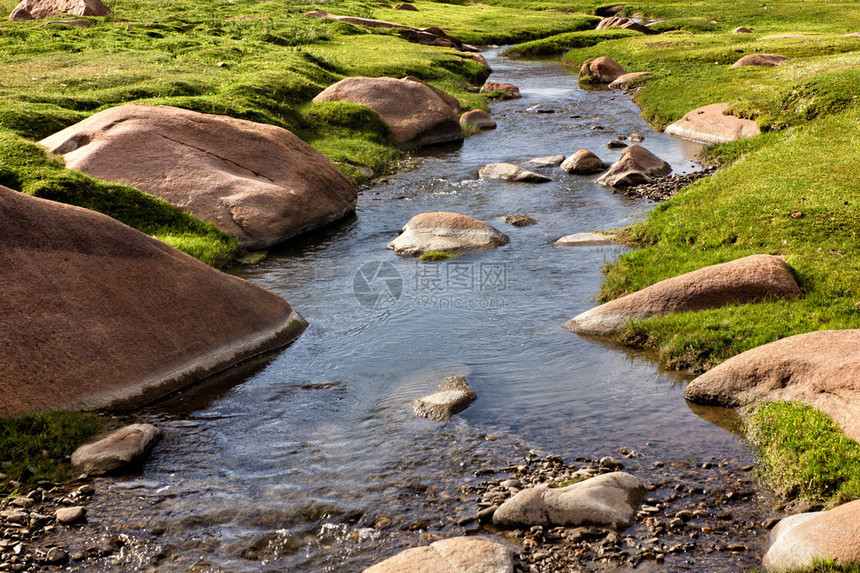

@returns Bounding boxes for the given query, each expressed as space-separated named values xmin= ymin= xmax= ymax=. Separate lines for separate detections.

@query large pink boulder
xmin=389 ymin=212 xmax=509 ymax=256
xmin=9 ymin=0 xmax=108 ymax=20
xmin=684 ymin=330 xmax=860 ymax=440
xmin=565 ymin=255 xmax=802 ymax=336
xmin=665 ymin=103 xmax=760 ymax=144
xmin=0 ymin=186 xmax=306 ymax=415
xmin=596 ymin=144 xmax=671 ymax=187
xmin=40 ymin=104 xmax=357 ymax=249
xmin=313 ymin=76 xmax=462 ymax=146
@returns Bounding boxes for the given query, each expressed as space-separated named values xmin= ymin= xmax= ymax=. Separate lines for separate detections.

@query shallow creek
xmin=45 ymin=51 xmax=774 ymax=571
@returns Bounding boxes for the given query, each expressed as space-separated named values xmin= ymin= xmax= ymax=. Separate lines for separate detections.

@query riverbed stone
xmin=556 ymin=232 xmax=616 ymax=246
xmin=460 ymin=109 xmax=496 ymax=130
xmin=565 ymin=254 xmax=802 ymax=337
xmin=479 ymin=163 xmax=551 ymax=183
xmin=492 ymin=472 xmax=646 ymax=530
xmin=528 ymin=155 xmax=565 ymax=167
xmin=503 ymin=214 xmax=537 ymax=227
xmin=71 ymin=424 xmax=162 ymax=475
xmin=684 ymin=330 xmax=860 ymax=441
xmin=55 ymin=507 xmax=86 ymax=525
xmin=665 ymin=103 xmax=760 ymax=144
xmin=363 ymin=536 xmax=513 ymax=573
xmin=9 ymin=0 xmax=109 ymax=20
xmin=762 ymin=498 xmax=860 ymax=571
xmin=579 ymin=57 xmax=626 ymax=84
xmin=388 ymin=212 xmax=509 ymax=256
xmin=730 ymin=54 xmax=790 ymax=67
xmin=40 ymin=103 xmax=356 ymax=249
xmin=561 ymin=149 xmax=605 ymax=173
xmin=596 ymin=144 xmax=671 ymax=187
xmin=313 ymin=76 xmax=462 ymax=146
xmin=0 ymin=186 xmax=307 ymax=415
xmin=412 ymin=376 xmax=477 ymax=422
xmin=608 ymin=72 xmax=653 ymax=89
xmin=595 ymin=15 xmax=654 ymax=34
xmin=479 ymin=82 xmax=521 ymax=99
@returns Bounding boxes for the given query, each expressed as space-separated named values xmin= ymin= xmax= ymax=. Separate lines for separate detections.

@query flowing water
xmin=45 ymin=51 xmax=766 ymax=571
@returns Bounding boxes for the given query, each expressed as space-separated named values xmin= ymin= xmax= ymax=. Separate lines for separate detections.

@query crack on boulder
xmin=158 ymin=134 xmax=275 ymax=184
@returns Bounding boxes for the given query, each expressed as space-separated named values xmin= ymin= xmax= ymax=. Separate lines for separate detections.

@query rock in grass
xmin=0 ymin=186 xmax=307 ymax=415
xmin=730 ymin=54 xmax=790 ymax=67
xmin=479 ymin=163 xmax=551 ymax=183
xmin=564 ymin=254 xmax=802 ymax=337
xmin=40 ymin=104 xmax=356 ymax=250
xmin=561 ymin=149 xmax=605 ymax=173
xmin=665 ymin=103 xmax=760 ymax=144
xmin=393 ymin=3 xmax=418 ymax=10
xmin=389 ymin=212 xmax=509 ymax=257
xmin=9 ymin=0 xmax=108 ymax=20
xmin=733 ymin=26 xmax=753 ymax=33
xmin=608 ymin=72 xmax=653 ymax=89
xmin=71 ymin=424 xmax=162 ymax=475
xmin=684 ymin=330 xmax=860 ymax=440
xmin=493 ymin=472 xmax=646 ymax=530
xmin=595 ymin=15 xmax=654 ymax=35
xmin=596 ymin=144 xmax=671 ymax=187
xmin=479 ymin=82 xmax=521 ymax=99
xmin=555 ymin=232 xmax=616 ymax=246
xmin=313 ymin=77 xmax=463 ymax=146
xmin=412 ymin=376 xmax=477 ymax=421
xmin=55 ymin=507 xmax=86 ymax=525
xmin=363 ymin=536 xmax=513 ymax=573
xmin=579 ymin=57 xmax=626 ymax=84
xmin=763 ymin=498 xmax=860 ymax=572
xmin=460 ymin=109 xmax=496 ymax=130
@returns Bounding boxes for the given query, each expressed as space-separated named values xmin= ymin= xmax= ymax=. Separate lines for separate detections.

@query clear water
xmin=45 ymin=51 xmax=756 ymax=572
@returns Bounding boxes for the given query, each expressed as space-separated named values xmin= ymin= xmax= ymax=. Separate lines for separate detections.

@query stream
xmin=43 ymin=50 xmax=772 ymax=572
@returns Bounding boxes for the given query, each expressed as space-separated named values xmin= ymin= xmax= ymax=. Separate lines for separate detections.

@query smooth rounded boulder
xmin=684 ymin=330 xmax=860 ymax=440
xmin=763 ymin=499 xmax=860 ymax=572
xmin=71 ymin=424 xmax=162 ymax=475
xmin=9 ymin=0 xmax=109 ymax=20
xmin=596 ymin=144 xmax=671 ymax=187
xmin=313 ymin=76 xmax=462 ymax=146
xmin=665 ymin=103 xmax=760 ymax=144
xmin=412 ymin=376 xmax=477 ymax=422
xmin=579 ymin=57 xmax=626 ymax=84
xmin=388 ymin=212 xmax=509 ymax=257
xmin=460 ymin=109 xmax=496 ymax=130
xmin=479 ymin=163 xmax=551 ymax=183
xmin=565 ymin=254 xmax=802 ymax=337
xmin=363 ymin=536 xmax=514 ymax=573
xmin=479 ymin=82 xmax=521 ymax=99
xmin=595 ymin=15 xmax=654 ymax=34
xmin=493 ymin=472 xmax=646 ymax=530
xmin=0 ymin=186 xmax=307 ymax=415
xmin=40 ymin=104 xmax=357 ymax=249
xmin=528 ymin=155 xmax=565 ymax=168
xmin=561 ymin=149 xmax=604 ymax=173
xmin=556 ymin=232 xmax=616 ymax=246
xmin=730 ymin=54 xmax=790 ymax=67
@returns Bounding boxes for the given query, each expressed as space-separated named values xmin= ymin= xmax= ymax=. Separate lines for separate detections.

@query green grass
xmin=419 ymin=250 xmax=457 ymax=261
xmin=744 ymin=402 xmax=860 ymax=506
xmin=0 ymin=411 xmax=112 ymax=492
xmin=504 ymin=28 xmax=639 ymax=57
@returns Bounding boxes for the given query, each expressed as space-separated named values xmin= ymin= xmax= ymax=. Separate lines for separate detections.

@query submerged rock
xmin=388 ymin=212 xmax=509 ymax=257
xmin=561 ymin=149 xmax=605 ymax=173
xmin=479 ymin=82 xmax=521 ymax=99
xmin=596 ymin=144 xmax=671 ymax=187
xmin=730 ymin=54 xmax=790 ymax=67
xmin=479 ymin=163 xmax=551 ymax=183
xmin=40 ymin=103 xmax=357 ymax=249
xmin=565 ymin=254 xmax=802 ymax=337
xmin=493 ymin=472 xmax=646 ymax=530
xmin=502 ymin=214 xmax=537 ymax=227
xmin=460 ymin=109 xmax=496 ymax=130
xmin=665 ymin=103 xmax=760 ymax=144
xmin=412 ymin=376 xmax=477 ymax=422
xmin=364 ymin=536 xmax=513 ymax=573
xmin=71 ymin=424 xmax=162 ymax=475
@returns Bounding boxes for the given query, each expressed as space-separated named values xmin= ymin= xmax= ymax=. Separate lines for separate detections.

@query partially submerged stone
xmin=363 ymin=536 xmax=513 ymax=573
xmin=460 ymin=109 xmax=496 ymax=130
xmin=40 ymin=104 xmax=356 ymax=249
xmin=480 ymin=82 xmax=521 ymax=99
xmin=579 ymin=57 xmax=626 ymax=84
xmin=313 ymin=76 xmax=463 ymax=146
xmin=0 ymin=186 xmax=307 ymax=415
xmin=503 ymin=214 xmax=537 ymax=227
xmin=561 ymin=149 xmax=605 ymax=173
xmin=528 ymin=155 xmax=565 ymax=167
xmin=596 ymin=144 xmax=671 ymax=187
xmin=730 ymin=54 xmax=790 ymax=67
xmin=665 ymin=103 xmax=760 ymax=144
xmin=71 ymin=424 xmax=162 ymax=475
xmin=479 ymin=163 xmax=551 ymax=183
xmin=389 ymin=212 xmax=509 ymax=257
xmin=493 ymin=472 xmax=646 ymax=530
xmin=608 ymin=72 xmax=653 ymax=89
xmin=9 ymin=0 xmax=108 ymax=20
xmin=412 ymin=376 xmax=477 ymax=422
xmin=763 ymin=499 xmax=860 ymax=572
xmin=556 ymin=232 xmax=616 ymax=246
xmin=684 ymin=330 xmax=860 ymax=440
xmin=565 ymin=254 xmax=802 ymax=337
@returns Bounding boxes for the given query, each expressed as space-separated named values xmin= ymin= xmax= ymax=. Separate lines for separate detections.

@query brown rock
xmin=733 ymin=26 xmax=753 ymax=33
xmin=579 ymin=56 xmax=626 ymax=84
xmin=55 ymin=507 xmax=86 ymax=525
xmin=0 ymin=186 xmax=307 ymax=415
xmin=412 ymin=376 xmax=477 ymax=422
xmin=313 ymin=77 xmax=462 ymax=146
xmin=480 ymin=82 xmax=521 ymax=99
xmin=561 ymin=149 xmax=605 ymax=173
xmin=399 ymin=29 xmax=457 ymax=48
xmin=565 ymin=254 xmax=802 ymax=336
xmin=71 ymin=424 xmax=162 ymax=475
xmin=9 ymin=0 xmax=108 ymax=20
xmin=596 ymin=144 xmax=671 ymax=187
xmin=763 ymin=499 xmax=860 ymax=572
xmin=40 ymin=104 xmax=356 ymax=249
xmin=730 ymin=54 xmax=790 ymax=67
xmin=608 ymin=72 xmax=653 ymax=89
xmin=460 ymin=109 xmax=496 ymax=130
xmin=363 ymin=536 xmax=514 ymax=573
xmin=595 ymin=15 xmax=654 ymax=34
xmin=393 ymin=2 xmax=418 ymax=10
xmin=502 ymin=214 xmax=536 ymax=227
xmin=684 ymin=330 xmax=860 ymax=440
xmin=401 ymin=75 xmax=460 ymax=114
xmin=388 ymin=212 xmax=509 ymax=256
xmin=665 ymin=103 xmax=760 ymax=144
